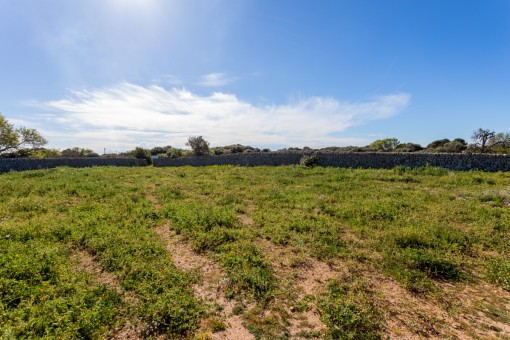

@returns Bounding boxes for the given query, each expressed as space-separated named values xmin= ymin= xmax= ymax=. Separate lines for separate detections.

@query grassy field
xmin=1 ymin=165 xmax=509 ymax=339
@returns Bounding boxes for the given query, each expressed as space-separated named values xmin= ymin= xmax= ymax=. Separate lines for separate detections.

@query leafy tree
xmin=29 ymin=148 xmax=62 ymax=158
xmin=394 ymin=143 xmax=423 ymax=152
xmin=166 ymin=147 xmax=184 ymax=158
xmin=0 ymin=114 xmax=47 ymax=154
xmin=150 ymin=146 xmax=173 ymax=156
xmin=426 ymin=139 xmax=450 ymax=150
xmin=130 ymin=147 xmax=153 ymax=165
xmin=211 ymin=144 xmax=260 ymax=155
xmin=368 ymin=138 xmax=400 ymax=152
xmin=441 ymin=139 xmax=467 ymax=153
xmin=186 ymin=136 xmax=210 ymax=156
xmin=61 ymin=147 xmax=99 ymax=158
xmin=487 ymin=133 xmax=510 ymax=153
xmin=426 ymin=138 xmax=467 ymax=153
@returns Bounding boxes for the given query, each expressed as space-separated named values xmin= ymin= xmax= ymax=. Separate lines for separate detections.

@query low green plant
xmin=488 ymin=258 xmax=510 ymax=291
xmin=205 ymin=317 xmax=227 ymax=332
xmin=320 ymin=275 xmax=383 ymax=339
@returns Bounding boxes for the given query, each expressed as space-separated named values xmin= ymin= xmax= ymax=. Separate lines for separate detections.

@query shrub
xmin=488 ymin=258 xmax=510 ymax=291
xmin=132 ymin=147 xmax=153 ymax=165
xmin=300 ymin=154 xmax=319 ymax=167
xmin=320 ymin=276 xmax=382 ymax=339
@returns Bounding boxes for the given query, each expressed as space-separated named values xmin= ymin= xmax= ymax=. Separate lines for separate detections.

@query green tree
xmin=0 ymin=114 xmax=47 ymax=154
xmin=368 ymin=138 xmax=400 ymax=152
xmin=487 ymin=132 xmax=510 ymax=153
xmin=394 ymin=143 xmax=423 ymax=152
xmin=30 ymin=148 xmax=62 ymax=158
xmin=61 ymin=147 xmax=99 ymax=158
xmin=441 ymin=139 xmax=467 ymax=153
xmin=130 ymin=147 xmax=153 ymax=165
xmin=186 ymin=136 xmax=210 ymax=156
xmin=426 ymin=139 xmax=450 ymax=150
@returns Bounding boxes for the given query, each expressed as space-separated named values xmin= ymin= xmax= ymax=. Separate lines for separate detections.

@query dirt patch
xmin=71 ymin=250 xmax=142 ymax=339
xmin=146 ymin=193 xmax=161 ymax=210
xmin=256 ymin=238 xmax=342 ymax=338
xmin=238 ymin=213 xmax=255 ymax=227
xmin=445 ymin=282 xmax=510 ymax=338
xmin=154 ymin=224 xmax=254 ymax=340
xmin=72 ymin=249 xmax=123 ymax=293
xmin=237 ymin=201 xmax=336 ymax=338
xmin=110 ymin=321 xmax=143 ymax=340
xmin=364 ymin=269 xmax=510 ymax=339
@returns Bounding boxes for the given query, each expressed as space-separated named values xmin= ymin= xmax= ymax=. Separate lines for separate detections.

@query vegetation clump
xmin=300 ymin=154 xmax=319 ymax=167
xmin=320 ymin=275 xmax=383 ymax=339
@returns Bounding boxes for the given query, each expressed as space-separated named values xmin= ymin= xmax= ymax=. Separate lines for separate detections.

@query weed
xmin=300 ymin=154 xmax=319 ymax=167
xmin=488 ymin=258 xmax=510 ymax=291
xmin=204 ymin=317 xmax=227 ymax=332
xmin=319 ymin=275 xmax=383 ymax=339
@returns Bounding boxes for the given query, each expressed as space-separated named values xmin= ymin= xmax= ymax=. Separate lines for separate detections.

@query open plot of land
xmin=1 ymin=165 xmax=509 ymax=339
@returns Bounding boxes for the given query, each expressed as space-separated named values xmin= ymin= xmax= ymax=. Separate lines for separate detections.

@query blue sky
xmin=1 ymin=0 xmax=509 ymax=152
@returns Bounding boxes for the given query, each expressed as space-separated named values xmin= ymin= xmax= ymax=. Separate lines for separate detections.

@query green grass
xmin=1 ymin=165 xmax=509 ymax=338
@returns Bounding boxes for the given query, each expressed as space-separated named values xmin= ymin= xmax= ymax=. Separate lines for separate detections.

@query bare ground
xmin=257 ymin=238 xmax=335 ymax=338
xmin=242 ymin=205 xmax=510 ymax=339
xmin=239 ymin=205 xmax=334 ymax=338
xmin=154 ymin=224 xmax=254 ymax=340
xmin=149 ymin=194 xmax=510 ymax=339
xmin=361 ymin=263 xmax=510 ymax=339
xmin=70 ymin=249 xmax=142 ymax=339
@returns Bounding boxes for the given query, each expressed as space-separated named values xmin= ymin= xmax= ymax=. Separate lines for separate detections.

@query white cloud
xmin=33 ymin=82 xmax=410 ymax=152
xmin=199 ymin=73 xmax=235 ymax=87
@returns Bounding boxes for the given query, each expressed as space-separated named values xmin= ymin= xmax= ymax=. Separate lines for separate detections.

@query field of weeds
xmin=1 ymin=165 xmax=509 ymax=339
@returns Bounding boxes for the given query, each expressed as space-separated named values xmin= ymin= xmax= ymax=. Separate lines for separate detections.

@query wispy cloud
xmin=33 ymin=82 xmax=410 ymax=152
xmin=199 ymin=73 xmax=235 ymax=87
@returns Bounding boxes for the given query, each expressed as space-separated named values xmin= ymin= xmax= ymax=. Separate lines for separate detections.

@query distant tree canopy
xmin=394 ymin=143 xmax=424 ymax=153
xmin=425 ymin=138 xmax=467 ymax=153
xmin=0 ymin=114 xmax=47 ymax=154
xmin=368 ymin=138 xmax=400 ymax=152
xmin=126 ymin=147 xmax=153 ymax=165
xmin=29 ymin=148 xmax=62 ymax=158
xmin=4 ymin=119 xmax=509 ymax=160
xmin=61 ymin=147 xmax=99 ymax=158
xmin=211 ymin=144 xmax=261 ymax=155
xmin=471 ymin=128 xmax=510 ymax=153
xmin=186 ymin=136 xmax=210 ymax=156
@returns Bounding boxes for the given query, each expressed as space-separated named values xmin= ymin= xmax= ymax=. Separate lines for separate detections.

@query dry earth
xmin=71 ymin=250 xmax=142 ymax=339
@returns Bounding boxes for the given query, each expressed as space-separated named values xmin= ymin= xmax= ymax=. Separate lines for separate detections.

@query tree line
xmin=1 ymin=114 xmax=510 ymax=159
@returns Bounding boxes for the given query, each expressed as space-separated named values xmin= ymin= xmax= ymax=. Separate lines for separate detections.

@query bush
xmin=300 ymin=154 xmax=319 ymax=167
xmin=320 ymin=276 xmax=382 ymax=339
xmin=488 ymin=258 xmax=510 ymax=291
xmin=132 ymin=147 xmax=153 ymax=165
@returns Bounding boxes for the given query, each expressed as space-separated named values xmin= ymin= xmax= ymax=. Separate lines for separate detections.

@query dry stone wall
xmin=2 ymin=153 xmax=509 ymax=173
xmin=0 ymin=158 xmax=147 ymax=173
xmin=154 ymin=152 xmax=510 ymax=172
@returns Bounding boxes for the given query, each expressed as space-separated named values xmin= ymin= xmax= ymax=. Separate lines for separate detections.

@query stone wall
xmin=153 ymin=152 xmax=510 ymax=172
xmin=2 ymin=153 xmax=509 ymax=173
xmin=0 ymin=158 xmax=147 ymax=173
